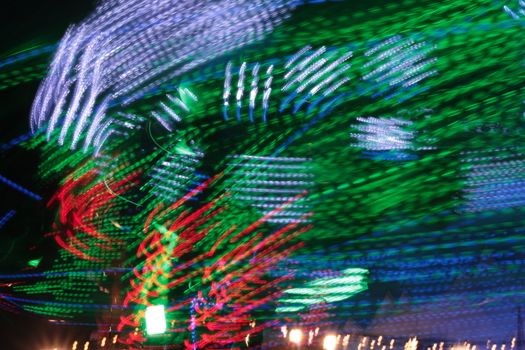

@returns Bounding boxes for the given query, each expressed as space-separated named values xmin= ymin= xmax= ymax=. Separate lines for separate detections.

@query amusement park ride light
xmin=145 ymin=305 xmax=167 ymax=335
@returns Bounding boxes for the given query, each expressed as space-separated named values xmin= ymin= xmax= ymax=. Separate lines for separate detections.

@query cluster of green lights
xmin=277 ymin=268 xmax=369 ymax=313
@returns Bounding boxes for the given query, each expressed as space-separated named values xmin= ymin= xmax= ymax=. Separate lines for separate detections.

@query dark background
xmin=1 ymin=2 xmax=95 ymax=349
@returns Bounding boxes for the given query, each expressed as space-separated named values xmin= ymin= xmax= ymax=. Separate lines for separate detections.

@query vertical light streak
xmin=223 ymin=61 xmax=232 ymax=121
xmin=249 ymin=63 xmax=260 ymax=123
xmin=262 ymin=65 xmax=274 ymax=123
xmin=236 ymin=62 xmax=247 ymax=121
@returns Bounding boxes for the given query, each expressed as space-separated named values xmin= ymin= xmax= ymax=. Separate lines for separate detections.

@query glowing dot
xmin=145 ymin=305 xmax=167 ymax=335
xmin=324 ymin=334 xmax=338 ymax=350
xmin=289 ymin=329 xmax=303 ymax=345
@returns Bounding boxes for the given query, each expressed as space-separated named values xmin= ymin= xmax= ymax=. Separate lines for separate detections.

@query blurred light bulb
xmin=289 ymin=329 xmax=303 ymax=345
xmin=145 ymin=305 xmax=167 ymax=335
xmin=324 ymin=334 xmax=338 ymax=350
xmin=281 ymin=325 xmax=288 ymax=338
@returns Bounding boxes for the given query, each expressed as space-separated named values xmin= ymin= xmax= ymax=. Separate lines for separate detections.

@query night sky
xmin=1 ymin=2 xmax=95 ymax=349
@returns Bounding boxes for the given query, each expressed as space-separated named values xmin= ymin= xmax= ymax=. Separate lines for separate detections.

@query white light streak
xmin=159 ymin=101 xmax=182 ymax=122
xmin=31 ymin=0 xmax=297 ymax=151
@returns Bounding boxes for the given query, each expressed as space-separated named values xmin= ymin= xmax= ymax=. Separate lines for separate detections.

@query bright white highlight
xmin=323 ymin=334 xmax=338 ymax=350
xmin=289 ymin=329 xmax=303 ymax=345
xmin=145 ymin=305 xmax=167 ymax=335
xmin=31 ymin=0 xmax=296 ymax=152
xmin=362 ymin=36 xmax=438 ymax=101
xmin=281 ymin=45 xmax=352 ymax=113
xmin=350 ymin=117 xmax=415 ymax=151
xmin=223 ymin=62 xmax=274 ymax=123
